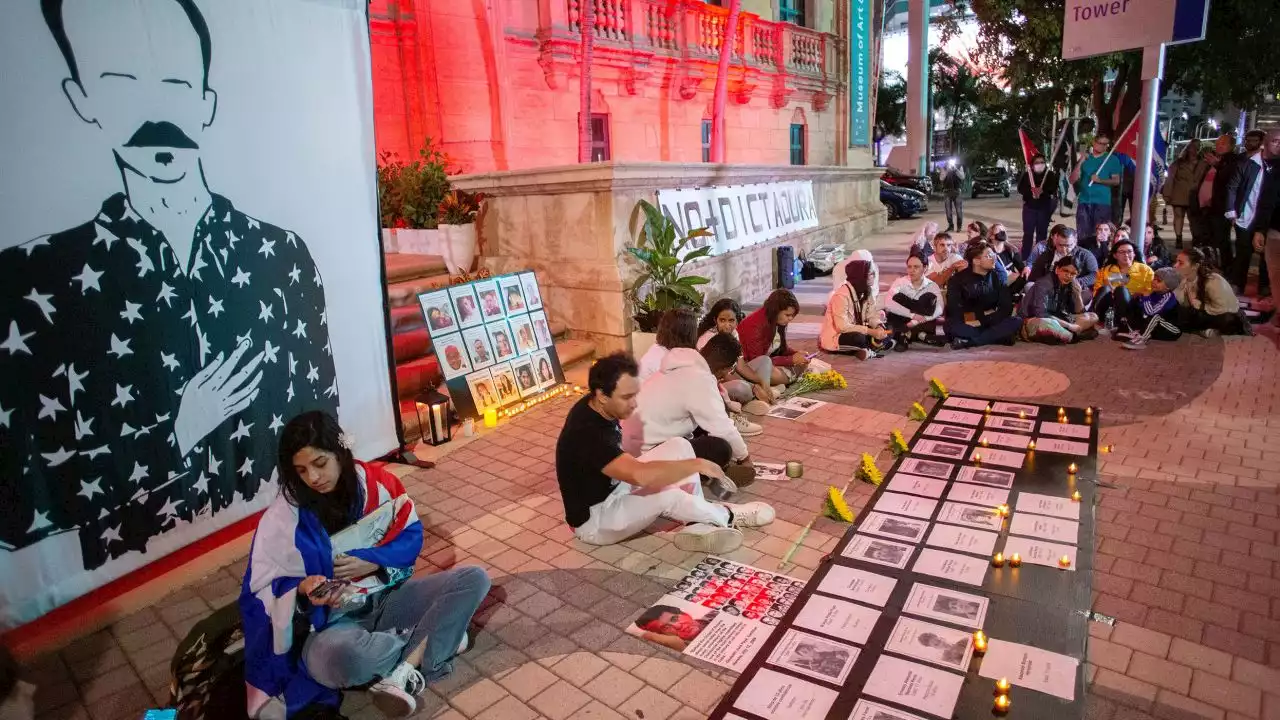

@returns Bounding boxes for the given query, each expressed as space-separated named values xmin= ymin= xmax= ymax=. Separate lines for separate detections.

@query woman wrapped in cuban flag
xmin=239 ymin=411 xmax=491 ymax=719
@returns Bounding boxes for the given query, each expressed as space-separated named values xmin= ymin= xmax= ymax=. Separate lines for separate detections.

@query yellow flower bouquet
xmin=823 ymin=486 xmax=854 ymax=522
xmin=889 ymin=429 xmax=910 ymax=458
xmin=781 ymin=369 xmax=848 ymax=399
xmin=928 ymin=378 xmax=949 ymax=399
xmin=856 ymin=452 xmax=883 ymax=485
xmin=908 ymin=402 xmax=928 ymax=421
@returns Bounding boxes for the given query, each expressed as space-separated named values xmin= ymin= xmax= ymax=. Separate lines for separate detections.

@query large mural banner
xmin=0 ymin=0 xmax=396 ymax=627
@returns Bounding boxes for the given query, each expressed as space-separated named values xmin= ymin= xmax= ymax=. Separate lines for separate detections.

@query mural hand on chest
xmin=172 ymin=336 xmax=264 ymax=456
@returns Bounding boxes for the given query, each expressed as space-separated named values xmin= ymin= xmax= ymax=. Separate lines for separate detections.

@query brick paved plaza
xmin=24 ymin=200 xmax=1280 ymax=720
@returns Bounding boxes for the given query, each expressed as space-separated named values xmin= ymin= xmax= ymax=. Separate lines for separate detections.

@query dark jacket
xmin=1017 ymin=169 xmax=1059 ymax=210
xmin=994 ymin=244 xmax=1026 ymax=277
xmin=1226 ymin=152 xmax=1269 ymax=220
xmin=1029 ymin=245 xmax=1099 ymax=288
xmin=1255 ymin=157 xmax=1280 ymax=234
xmin=1210 ymin=152 xmax=1242 ymax=214
xmin=945 ymin=268 xmax=1014 ymax=330
xmin=1019 ymin=274 xmax=1077 ymax=320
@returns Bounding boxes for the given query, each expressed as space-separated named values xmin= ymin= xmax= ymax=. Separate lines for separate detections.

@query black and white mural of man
xmin=0 ymin=0 xmax=393 ymax=624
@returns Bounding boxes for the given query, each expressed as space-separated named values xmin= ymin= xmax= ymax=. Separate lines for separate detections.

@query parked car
xmin=882 ymin=167 xmax=934 ymax=195
xmin=806 ymin=244 xmax=847 ymax=274
xmin=971 ymin=166 xmax=1012 ymax=198
xmin=881 ymin=182 xmax=926 ymax=220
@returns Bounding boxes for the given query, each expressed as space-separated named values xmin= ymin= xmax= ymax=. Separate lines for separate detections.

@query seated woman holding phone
xmin=240 ymin=412 xmax=490 ymax=719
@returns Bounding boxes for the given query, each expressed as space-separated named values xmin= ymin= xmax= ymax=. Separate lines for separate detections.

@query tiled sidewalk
xmin=24 ymin=208 xmax=1280 ymax=720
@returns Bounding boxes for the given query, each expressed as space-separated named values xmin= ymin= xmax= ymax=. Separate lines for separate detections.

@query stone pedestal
xmin=452 ymin=162 xmax=884 ymax=354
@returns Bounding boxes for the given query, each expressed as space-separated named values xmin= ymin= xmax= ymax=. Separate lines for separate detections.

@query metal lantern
xmin=415 ymin=387 xmax=452 ymax=446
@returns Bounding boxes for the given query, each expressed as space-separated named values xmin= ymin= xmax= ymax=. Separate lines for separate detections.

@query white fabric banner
xmin=0 ymin=0 xmax=396 ymax=627
xmin=655 ymin=181 xmax=820 ymax=255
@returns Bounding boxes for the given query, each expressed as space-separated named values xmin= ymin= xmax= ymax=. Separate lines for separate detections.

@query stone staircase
xmin=383 ymin=253 xmax=596 ymax=441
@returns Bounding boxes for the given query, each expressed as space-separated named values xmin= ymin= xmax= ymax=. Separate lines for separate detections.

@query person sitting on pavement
xmin=1030 ymin=225 xmax=1100 ymax=306
xmin=1019 ymin=256 xmax=1100 ymax=344
xmin=988 ymin=224 xmax=1027 ymax=296
xmin=1143 ymin=225 xmax=1173 ymax=270
xmin=945 ymin=241 xmax=1024 ymax=349
xmin=1081 ymin=220 xmax=1116 ymax=264
xmin=738 ymin=288 xmax=809 ymax=388
xmin=926 ymin=232 xmax=967 ymax=290
xmin=820 ymin=259 xmax=895 ymax=359
xmin=695 ymin=298 xmax=766 ymax=435
xmin=965 ymin=221 xmax=988 ymax=246
xmin=1117 ymin=267 xmax=1184 ymax=350
xmin=638 ymin=308 xmax=698 ymax=383
xmin=1092 ymin=239 xmax=1154 ymax=331
xmin=908 ymin=220 xmax=940 ymax=261
xmin=623 ymin=334 xmax=759 ymax=492
xmin=883 ymin=254 xmax=945 ymax=349
xmin=1172 ymin=247 xmax=1248 ymax=337
xmin=241 ymin=411 xmax=491 ymax=719
xmin=556 ymin=353 xmax=774 ymax=553
xmin=831 ymin=248 xmax=881 ymax=297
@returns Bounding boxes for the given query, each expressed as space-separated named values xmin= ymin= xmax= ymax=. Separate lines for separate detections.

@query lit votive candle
xmin=785 ymin=461 xmax=804 ymax=478
xmin=974 ymin=452 xmax=983 ymax=464
xmin=1059 ymin=555 xmax=1072 ymax=568
xmin=1018 ymin=411 xmax=1027 ymax=420
xmin=1009 ymin=553 xmax=1022 ymax=567
xmin=994 ymin=694 xmax=1011 ymax=713
xmin=1068 ymin=463 xmax=1078 ymax=475
xmin=973 ymin=631 xmax=988 ymax=652
xmin=483 ymin=408 xmax=498 ymax=428
xmin=997 ymin=503 xmax=1010 ymax=517
xmin=1086 ymin=406 xmax=1094 ymax=416
xmin=1058 ymin=407 xmax=1066 ymax=415
xmin=991 ymin=552 xmax=1005 ymax=567
xmin=1071 ymin=490 xmax=1082 ymax=502
xmin=980 ymin=438 xmax=990 ymax=447
xmin=1027 ymin=440 xmax=1036 ymax=451
xmin=995 ymin=677 xmax=1012 ymax=694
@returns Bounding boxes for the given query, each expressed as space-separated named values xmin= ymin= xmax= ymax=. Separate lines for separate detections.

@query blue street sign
xmin=1170 ymin=0 xmax=1210 ymax=44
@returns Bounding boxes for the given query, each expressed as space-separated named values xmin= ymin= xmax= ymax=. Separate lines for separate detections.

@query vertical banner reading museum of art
xmin=0 ymin=0 xmax=398 ymax=628
xmin=849 ymin=0 xmax=874 ymax=147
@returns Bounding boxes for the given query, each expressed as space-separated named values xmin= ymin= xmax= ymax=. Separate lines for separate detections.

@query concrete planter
xmin=438 ymin=223 xmax=478 ymax=275
xmin=382 ymin=228 xmax=441 ymax=256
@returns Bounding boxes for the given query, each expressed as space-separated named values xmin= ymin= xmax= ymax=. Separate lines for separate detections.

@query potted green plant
xmin=437 ymin=189 xmax=484 ymax=275
xmin=377 ymin=142 xmax=453 ymax=254
xmin=625 ymin=199 xmax=714 ymax=353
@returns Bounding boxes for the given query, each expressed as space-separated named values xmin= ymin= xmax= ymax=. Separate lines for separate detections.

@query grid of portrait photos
xmin=710 ymin=395 xmax=1095 ymax=720
xmin=418 ymin=271 xmax=560 ymax=417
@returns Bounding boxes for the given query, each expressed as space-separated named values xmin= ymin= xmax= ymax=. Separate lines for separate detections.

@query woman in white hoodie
xmin=622 ymin=334 xmax=755 ymax=488
xmin=883 ymin=254 xmax=945 ymax=348
xmin=820 ymin=259 xmax=895 ymax=359
xmin=637 ymin=308 xmax=698 ymax=382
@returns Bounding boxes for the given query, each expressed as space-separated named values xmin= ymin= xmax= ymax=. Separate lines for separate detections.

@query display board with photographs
xmin=419 ymin=271 xmax=566 ymax=419
xmin=706 ymin=395 xmax=1098 ymax=720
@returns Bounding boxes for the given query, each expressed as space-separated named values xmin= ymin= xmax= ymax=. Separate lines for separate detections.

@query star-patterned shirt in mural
xmin=0 ymin=193 xmax=339 ymax=570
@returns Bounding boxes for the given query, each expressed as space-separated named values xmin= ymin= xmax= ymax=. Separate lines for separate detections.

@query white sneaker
xmin=674 ymin=523 xmax=744 ymax=554
xmin=724 ymin=501 xmax=776 ymax=528
xmin=369 ymin=662 xmax=426 ymax=718
xmin=771 ymin=385 xmax=786 ymax=400
xmin=732 ymin=413 xmax=764 ymax=436
xmin=726 ymin=400 xmax=743 ymax=414
xmin=1122 ymin=339 xmax=1148 ymax=351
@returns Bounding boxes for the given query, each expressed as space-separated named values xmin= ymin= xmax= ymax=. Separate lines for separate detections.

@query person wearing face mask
xmin=1092 ymin=239 xmax=1154 ymax=332
xmin=944 ymin=242 xmax=1024 ymax=349
xmin=883 ymin=255 xmax=945 ymax=348
xmin=988 ymin=225 xmax=1027 ymax=296
xmin=1019 ymin=256 xmax=1100 ymax=344
xmin=820 ymin=259 xmax=895 ymax=359
xmin=1029 ymin=225 xmax=1100 ymax=305
xmin=1018 ymin=153 xmax=1060 ymax=259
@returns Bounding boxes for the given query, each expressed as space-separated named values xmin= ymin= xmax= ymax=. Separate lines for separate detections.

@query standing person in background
xmin=1018 ymin=153 xmax=1059 ymax=259
xmin=1070 ymin=132 xmax=1123 ymax=241
xmin=1163 ymin=140 xmax=1205 ymax=248
xmin=1225 ymin=129 xmax=1274 ymax=296
xmin=1113 ymin=154 xmax=1137 ymax=226
xmin=1252 ymin=129 xmax=1280 ymax=327
xmin=1206 ymin=134 xmax=1242 ymax=270
xmin=941 ymin=162 xmax=966 ymax=232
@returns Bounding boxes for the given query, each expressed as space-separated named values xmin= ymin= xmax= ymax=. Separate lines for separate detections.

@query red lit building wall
xmin=370 ymin=0 xmax=848 ymax=173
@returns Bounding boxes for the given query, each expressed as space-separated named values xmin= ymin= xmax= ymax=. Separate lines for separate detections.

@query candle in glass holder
xmin=786 ymin=461 xmax=804 ymax=478
xmin=1059 ymin=555 xmax=1072 ymax=568
xmin=991 ymin=552 xmax=1005 ymax=567
xmin=973 ymin=631 xmax=988 ymax=652
xmin=1009 ymin=553 xmax=1022 ymax=567
xmin=1071 ymin=490 xmax=1082 ymax=502
xmin=1068 ymin=462 xmax=1078 ymax=475
xmin=974 ymin=452 xmax=983 ymax=464
xmin=483 ymin=408 xmax=498 ymax=428
xmin=995 ymin=678 xmax=1012 ymax=694
xmin=994 ymin=695 xmax=1011 ymax=713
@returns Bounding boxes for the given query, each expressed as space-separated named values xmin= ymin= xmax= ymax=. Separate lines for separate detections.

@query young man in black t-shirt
xmin=556 ymin=353 xmax=774 ymax=553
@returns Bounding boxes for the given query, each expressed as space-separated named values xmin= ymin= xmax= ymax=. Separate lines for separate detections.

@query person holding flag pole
xmin=1018 ymin=126 xmax=1064 ymax=259
xmin=1071 ymin=114 xmax=1138 ymax=242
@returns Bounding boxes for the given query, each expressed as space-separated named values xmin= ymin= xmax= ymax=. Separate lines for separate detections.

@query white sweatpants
xmin=574 ymin=438 xmax=731 ymax=546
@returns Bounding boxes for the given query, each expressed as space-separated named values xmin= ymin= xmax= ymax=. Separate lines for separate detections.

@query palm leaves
xmin=627 ymin=199 xmax=714 ymax=330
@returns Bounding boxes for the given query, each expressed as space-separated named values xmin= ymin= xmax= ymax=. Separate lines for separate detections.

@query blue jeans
xmin=1076 ymin=202 xmax=1112 ymax=243
xmin=944 ymin=194 xmax=963 ymax=228
xmin=947 ymin=316 xmax=1024 ymax=346
xmin=302 ymin=566 xmax=491 ymax=689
